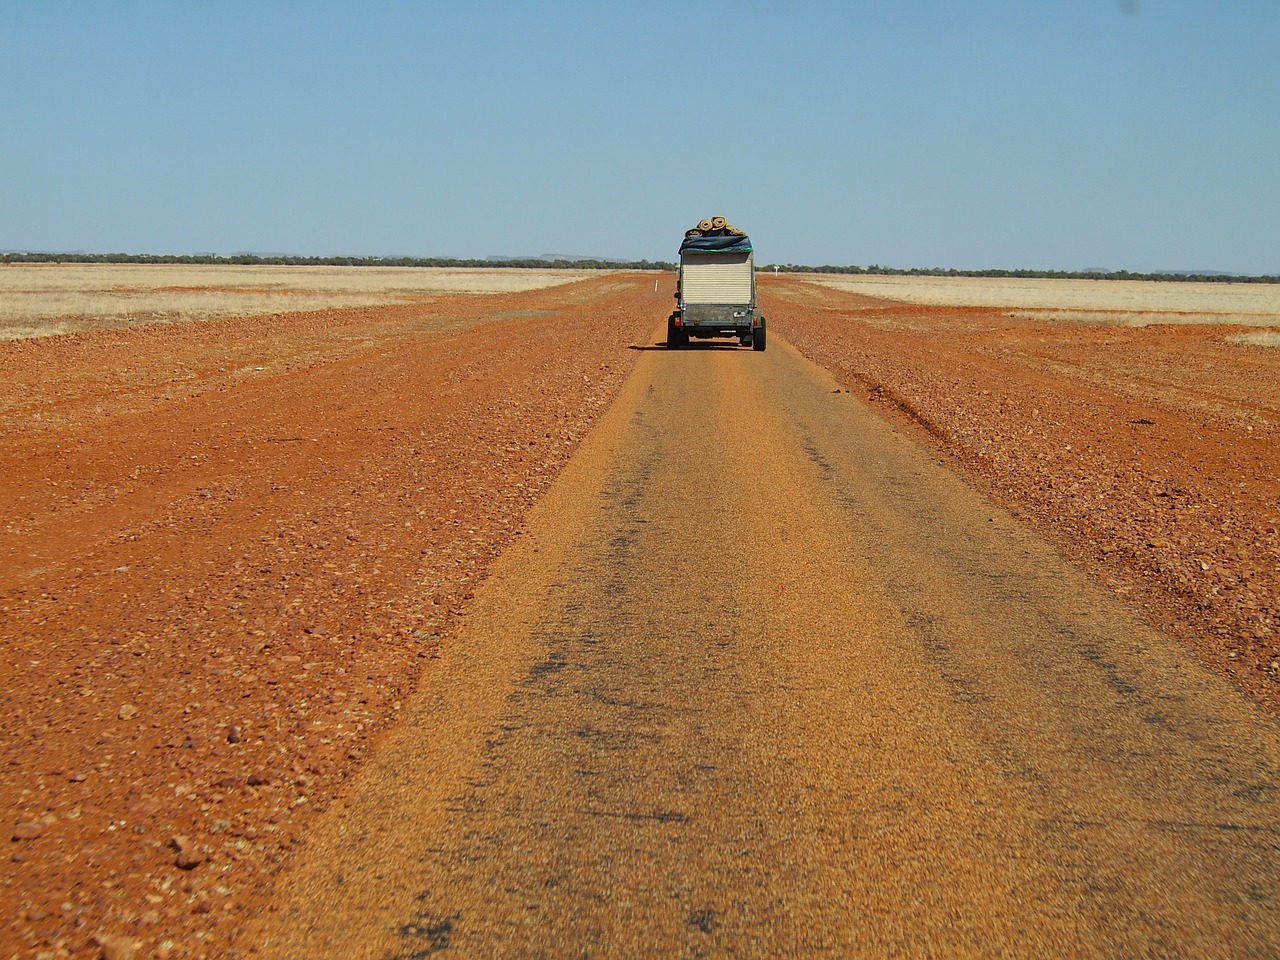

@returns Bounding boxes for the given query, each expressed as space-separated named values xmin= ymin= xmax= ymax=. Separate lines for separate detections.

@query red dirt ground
xmin=2 ymin=271 xmax=1277 ymax=959
xmin=1 ymin=276 xmax=658 ymax=959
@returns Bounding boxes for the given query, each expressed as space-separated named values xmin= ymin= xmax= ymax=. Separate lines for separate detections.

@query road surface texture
xmin=252 ymin=331 xmax=1280 ymax=958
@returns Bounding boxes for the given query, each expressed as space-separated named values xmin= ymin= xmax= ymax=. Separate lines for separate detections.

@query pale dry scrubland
xmin=798 ymin=274 xmax=1280 ymax=334
xmin=0 ymin=263 xmax=611 ymax=339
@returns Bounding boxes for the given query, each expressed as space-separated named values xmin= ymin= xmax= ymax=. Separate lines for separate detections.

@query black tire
xmin=752 ymin=319 xmax=767 ymax=351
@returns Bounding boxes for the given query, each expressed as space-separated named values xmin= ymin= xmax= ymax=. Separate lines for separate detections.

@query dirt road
xmin=253 ymin=331 xmax=1280 ymax=958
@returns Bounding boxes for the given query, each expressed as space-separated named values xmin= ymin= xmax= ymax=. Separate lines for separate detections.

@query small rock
xmin=247 ymin=773 xmax=269 ymax=787
xmin=12 ymin=821 xmax=43 ymax=841
xmin=126 ymin=799 xmax=157 ymax=818
xmin=226 ymin=725 xmax=242 ymax=744
xmin=213 ymin=776 xmax=241 ymax=790
xmin=170 ymin=834 xmax=205 ymax=870
xmin=118 ymin=704 xmax=139 ymax=721
xmin=93 ymin=932 xmax=139 ymax=960
xmin=68 ymin=772 xmax=86 ymax=783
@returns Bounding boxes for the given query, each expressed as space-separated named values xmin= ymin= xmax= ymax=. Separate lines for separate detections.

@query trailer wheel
xmin=752 ymin=319 xmax=767 ymax=352
xmin=667 ymin=315 xmax=689 ymax=349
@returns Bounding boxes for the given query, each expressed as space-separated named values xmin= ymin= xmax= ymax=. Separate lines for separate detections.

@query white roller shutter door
xmin=682 ymin=252 xmax=754 ymax=304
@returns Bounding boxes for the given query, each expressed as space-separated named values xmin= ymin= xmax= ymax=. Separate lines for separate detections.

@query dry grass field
xmin=793 ymin=273 xmax=1280 ymax=337
xmin=0 ymin=263 xmax=613 ymax=340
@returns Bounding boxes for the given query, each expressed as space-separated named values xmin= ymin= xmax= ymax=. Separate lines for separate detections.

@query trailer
xmin=668 ymin=218 xmax=765 ymax=351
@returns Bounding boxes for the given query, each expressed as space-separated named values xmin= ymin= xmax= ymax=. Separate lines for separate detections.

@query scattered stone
xmin=126 ymin=799 xmax=157 ymax=818
xmin=171 ymin=834 xmax=205 ymax=870
xmin=12 ymin=821 xmax=43 ymax=841
xmin=213 ymin=776 xmax=242 ymax=789
xmin=93 ymin=932 xmax=140 ymax=960
xmin=247 ymin=773 xmax=269 ymax=787
xmin=226 ymin=725 xmax=242 ymax=744
xmin=118 ymin=703 xmax=139 ymax=721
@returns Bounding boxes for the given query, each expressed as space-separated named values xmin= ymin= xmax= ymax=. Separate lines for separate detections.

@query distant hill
xmin=1152 ymin=269 xmax=1240 ymax=277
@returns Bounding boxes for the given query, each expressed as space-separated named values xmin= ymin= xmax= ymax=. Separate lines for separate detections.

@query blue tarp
xmin=679 ymin=234 xmax=753 ymax=255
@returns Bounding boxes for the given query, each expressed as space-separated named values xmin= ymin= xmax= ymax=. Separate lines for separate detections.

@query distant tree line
xmin=4 ymin=252 xmax=1275 ymax=283
xmin=0 ymin=252 xmax=676 ymax=270
xmin=766 ymin=264 xmax=1280 ymax=284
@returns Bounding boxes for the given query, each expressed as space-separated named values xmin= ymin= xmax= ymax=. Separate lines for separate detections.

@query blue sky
xmin=2 ymin=1 xmax=1277 ymax=272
